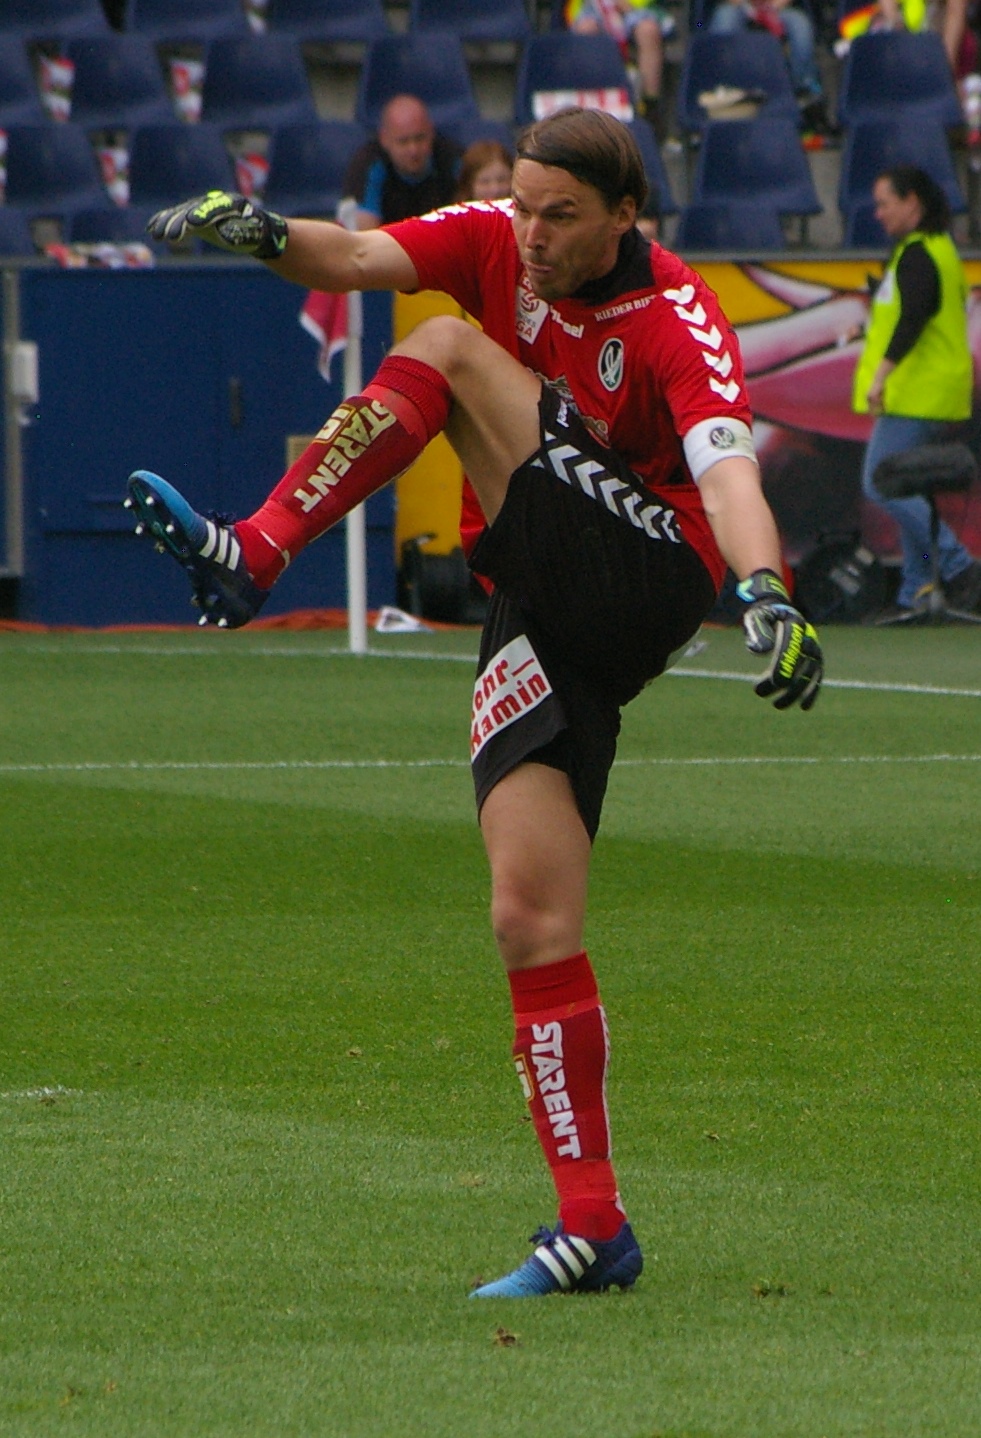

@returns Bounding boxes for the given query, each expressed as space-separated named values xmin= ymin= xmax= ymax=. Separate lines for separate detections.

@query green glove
xmin=737 ymin=568 xmax=824 ymax=711
xmin=147 ymin=191 xmax=288 ymax=258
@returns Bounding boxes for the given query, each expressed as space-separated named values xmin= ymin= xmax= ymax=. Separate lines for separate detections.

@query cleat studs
xmin=217 ymin=617 xmax=228 ymax=628
xmin=145 ymin=495 xmax=155 ymax=507
xmin=123 ymin=497 xmax=132 ymax=509
xmin=134 ymin=522 xmax=145 ymax=535
xmin=165 ymin=523 xmax=175 ymax=534
xmin=154 ymin=542 xmax=165 ymax=553
xmin=198 ymin=614 xmax=209 ymax=626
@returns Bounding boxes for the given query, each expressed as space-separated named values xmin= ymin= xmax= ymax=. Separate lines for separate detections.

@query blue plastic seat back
xmin=842 ymin=201 xmax=888 ymax=247
xmin=838 ymin=115 xmax=966 ymax=214
xmin=5 ymin=124 xmax=109 ymax=214
xmin=67 ymin=36 xmax=178 ymax=130
xmin=69 ymin=203 xmax=166 ymax=246
xmin=201 ymin=34 xmax=320 ymax=130
xmin=355 ymin=33 xmax=480 ymax=133
xmin=264 ymin=119 xmax=368 ymax=216
xmin=122 ymin=0 xmax=250 ymax=43
xmin=0 ymin=206 xmax=37 ymax=255
xmin=127 ymin=122 xmax=236 ymax=207
xmin=838 ymin=31 xmax=963 ymax=127
xmin=677 ymin=30 xmax=799 ymax=134
xmin=692 ymin=115 xmax=822 ymax=214
xmin=409 ymin=0 xmax=531 ymax=44
xmin=0 ymin=0 xmax=110 ymax=40
xmin=676 ymin=199 xmax=786 ymax=250
xmin=515 ymin=32 xmax=632 ymax=126
xmin=265 ymin=0 xmax=390 ymax=42
xmin=626 ymin=117 xmax=678 ymax=215
xmin=0 ymin=37 xmax=47 ymax=125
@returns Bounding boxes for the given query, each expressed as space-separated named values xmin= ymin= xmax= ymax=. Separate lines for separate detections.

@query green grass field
xmin=1 ymin=621 xmax=979 ymax=1437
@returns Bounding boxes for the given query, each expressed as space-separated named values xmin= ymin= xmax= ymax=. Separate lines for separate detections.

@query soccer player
xmin=127 ymin=109 xmax=823 ymax=1299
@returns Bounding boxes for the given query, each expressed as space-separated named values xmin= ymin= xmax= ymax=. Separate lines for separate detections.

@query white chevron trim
xmin=536 ymin=1245 xmax=574 ymax=1288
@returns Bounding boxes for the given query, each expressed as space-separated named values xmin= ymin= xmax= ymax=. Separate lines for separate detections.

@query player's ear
xmin=614 ymin=195 xmax=637 ymax=235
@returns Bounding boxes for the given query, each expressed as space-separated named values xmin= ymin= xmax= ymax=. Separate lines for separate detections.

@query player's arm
xmin=146 ymin=191 xmax=419 ymax=293
xmin=698 ymin=453 xmax=824 ymax=712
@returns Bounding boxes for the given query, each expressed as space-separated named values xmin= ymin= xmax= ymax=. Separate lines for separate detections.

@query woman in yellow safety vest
xmin=853 ymin=165 xmax=981 ymax=618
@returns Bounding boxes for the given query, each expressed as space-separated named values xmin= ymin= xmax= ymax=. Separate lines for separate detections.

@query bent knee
xmin=490 ymin=885 xmax=580 ymax=969
xmin=393 ymin=314 xmax=483 ymax=375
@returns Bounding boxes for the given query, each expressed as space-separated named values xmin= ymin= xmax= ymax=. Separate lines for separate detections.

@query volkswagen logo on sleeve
xmin=598 ymin=338 xmax=624 ymax=391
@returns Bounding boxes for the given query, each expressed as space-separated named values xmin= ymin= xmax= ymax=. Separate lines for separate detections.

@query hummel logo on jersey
xmin=662 ymin=283 xmax=740 ymax=403
xmin=534 ymin=429 xmax=682 ymax=543
xmin=292 ymin=400 xmax=397 ymax=514
xmin=471 ymin=634 xmax=552 ymax=759
xmin=598 ymin=338 xmax=624 ymax=391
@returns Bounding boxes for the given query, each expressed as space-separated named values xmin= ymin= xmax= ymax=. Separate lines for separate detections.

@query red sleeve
xmin=651 ymin=265 xmax=755 ymax=439
xmin=384 ymin=202 xmax=514 ymax=321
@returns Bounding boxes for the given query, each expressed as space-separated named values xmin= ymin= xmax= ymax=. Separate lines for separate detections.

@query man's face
xmin=379 ymin=106 xmax=435 ymax=179
xmin=510 ymin=159 xmax=635 ymax=302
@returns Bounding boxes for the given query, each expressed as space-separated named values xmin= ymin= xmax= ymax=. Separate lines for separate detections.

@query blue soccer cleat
xmin=470 ymin=1221 xmax=643 ymax=1298
xmin=125 ymin=470 xmax=268 ymax=628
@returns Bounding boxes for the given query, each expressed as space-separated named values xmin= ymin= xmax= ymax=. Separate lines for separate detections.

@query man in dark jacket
xmin=344 ymin=94 xmax=461 ymax=230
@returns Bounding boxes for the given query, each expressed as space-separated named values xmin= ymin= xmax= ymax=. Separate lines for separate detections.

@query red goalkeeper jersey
xmin=387 ymin=199 xmax=755 ymax=590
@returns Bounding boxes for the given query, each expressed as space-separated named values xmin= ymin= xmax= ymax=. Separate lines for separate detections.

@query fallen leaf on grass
xmin=752 ymin=1281 xmax=791 ymax=1298
xmin=493 ymin=1326 xmax=519 ymax=1346
xmin=703 ymin=1131 xmax=721 ymax=1142
xmin=347 ymin=1047 xmax=363 ymax=1058
xmin=458 ymin=1173 xmax=486 ymax=1188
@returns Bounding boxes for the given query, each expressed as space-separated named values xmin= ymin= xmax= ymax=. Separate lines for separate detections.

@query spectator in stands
xmin=343 ymin=94 xmax=462 ymax=230
xmin=454 ymin=139 xmax=514 ymax=203
xmin=636 ymin=180 xmax=662 ymax=239
xmin=708 ymin=0 xmax=830 ymax=132
xmin=565 ymin=0 xmax=674 ymax=138
xmin=852 ymin=165 xmax=981 ymax=619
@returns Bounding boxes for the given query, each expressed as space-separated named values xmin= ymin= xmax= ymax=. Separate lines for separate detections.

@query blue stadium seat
xmin=200 ymin=34 xmax=319 ymax=131
xmin=0 ymin=207 xmax=37 ymax=256
xmin=675 ymin=199 xmax=785 ymax=250
xmin=5 ymin=124 xmax=109 ymax=216
xmin=676 ymin=30 xmax=800 ymax=135
xmin=837 ymin=32 xmax=963 ymax=128
xmin=838 ymin=116 xmax=966 ymax=217
xmin=69 ymin=204 xmax=165 ymax=247
xmin=0 ymin=38 xmax=47 ymax=126
xmin=263 ymin=119 xmax=367 ymax=217
xmin=355 ymin=33 xmax=481 ymax=134
xmin=409 ymin=0 xmax=532 ymax=44
xmin=265 ymin=0 xmax=390 ymax=43
xmin=691 ymin=115 xmax=822 ymax=215
xmin=441 ymin=115 xmax=515 ymax=151
xmin=0 ymin=0 xmax=110 ymax=40
xmin=626 ymin=117 xmax=678 ymax=215
xmin=514 ymin=32 xmax=632 ymax=127
xmin=842 ymin=201 xmax=887 ymax=247
xmin=127 ymin=123 xmax=236 ymax=208
xmin=66 ymin=36 xmax=177 ymax=130
xmin=122 ymin=0 xmax=250 ymax=43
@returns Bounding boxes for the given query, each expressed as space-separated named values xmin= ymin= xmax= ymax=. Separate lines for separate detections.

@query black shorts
xmin=468 ymin=384 xmax=715 ymax=840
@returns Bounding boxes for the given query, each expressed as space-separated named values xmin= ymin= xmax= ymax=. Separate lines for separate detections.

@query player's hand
xmin=737 ymin=568 xmax=823 ymax=711
xmin=147 ymin=191 xmax=288 ymax=259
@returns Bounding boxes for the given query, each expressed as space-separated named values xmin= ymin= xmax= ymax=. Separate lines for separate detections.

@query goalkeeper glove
xmin=737 ymin=568 xmax=823 ymax=711
xmin=147 ymin=191 xmax=288 ymax=259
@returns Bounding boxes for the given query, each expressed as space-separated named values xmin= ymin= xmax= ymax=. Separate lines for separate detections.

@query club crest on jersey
xmin=598 ymin=338 xmax=624 ymax=392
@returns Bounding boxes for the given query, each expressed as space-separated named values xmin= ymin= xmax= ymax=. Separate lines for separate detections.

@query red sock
xmin=235 ymin=354 xmax=452 ymax=588
xmin=509 ymin=952 xmax=627 ymax=1242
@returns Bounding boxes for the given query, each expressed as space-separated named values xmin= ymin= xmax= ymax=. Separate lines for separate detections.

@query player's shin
xmin=235 ymin=355 xmax=452 ymax=588
xmin=509 ymin=952 xmax=627 ymax=1242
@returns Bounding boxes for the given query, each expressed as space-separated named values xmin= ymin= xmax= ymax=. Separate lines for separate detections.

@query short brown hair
xmin=515 ymin=107 xmax=647 ymax=212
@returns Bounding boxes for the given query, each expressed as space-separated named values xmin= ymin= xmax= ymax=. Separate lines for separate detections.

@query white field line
xmin=2 ymin=643 xmax=980 ymax=698
xmin=1 ymin=755 xmax=980 ymax=776
xmin=0 ymin=1085 xmax=84 ymax=1101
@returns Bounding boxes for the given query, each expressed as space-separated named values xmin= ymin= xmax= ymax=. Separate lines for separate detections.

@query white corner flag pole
xmin=337 ymin=198 xmax=368 ymax=655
